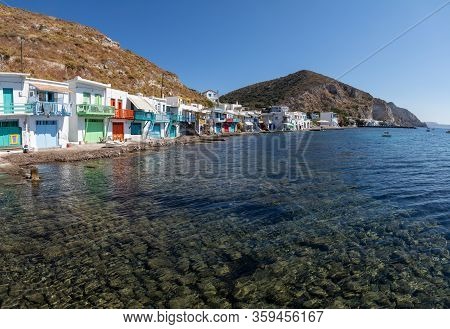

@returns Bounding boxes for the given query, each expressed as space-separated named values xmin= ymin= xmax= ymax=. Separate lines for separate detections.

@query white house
xmin=0 ymin=72 xmax=71 ymax=150
xmin=202 ymin=90 xmax=219 ymax=103
xmin=319 ymin=112 xmax=339 ymax=127
xmin=106 ymin=88 xmax=135 ymax=142
xmin=67 ymin=76 xmax=114 ymax=144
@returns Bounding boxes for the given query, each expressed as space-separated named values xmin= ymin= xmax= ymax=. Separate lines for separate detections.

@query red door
xmin=112 ymin=122 xmax=124 ymax=141
xmin=110 ymin=98 xmax=116 ymax=107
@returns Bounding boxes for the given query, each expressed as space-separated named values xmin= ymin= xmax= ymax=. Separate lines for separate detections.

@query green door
xmin=83 ymin=92 xmax=91 ymax=104
xmin=0 ymin=121 xmax=22 ymax=148
xmin=85 ymin=119 xmax=104 ymax=143
xmin=2 ymin=88 xmax=14 ymax=114
xmin=95 ymin=94 xmax=102 ymax=106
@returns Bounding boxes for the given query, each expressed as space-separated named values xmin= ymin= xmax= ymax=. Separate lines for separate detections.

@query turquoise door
xmin=169 ymin=125 xmax=177 ymax=138
xmin=150 ymin=123 xmax=161 ymax=138
xmin=2 ymin=88 xmax=14 ymax=114
xmin=130 ymin=122 xmax=142 ymax=135
xmin=0 ymin=121 xmax=22 ymax=148
xmin=35 ymin=120 xmax=58 ymax=149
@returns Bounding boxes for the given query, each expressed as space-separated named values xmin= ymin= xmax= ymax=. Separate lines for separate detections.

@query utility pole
xmin=160 ymin=72 xmax=164 ymax=98
xmin=20 ymin=37 xmax=24 ymax=73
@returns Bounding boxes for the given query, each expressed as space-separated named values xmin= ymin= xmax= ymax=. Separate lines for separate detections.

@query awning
xmin=284 ymin=123 xmax=294 ymax=127
xmin=30 ymin=83 xmax=69 ymax=94
xmin=129 ymin=95 xmax=156 ymax=112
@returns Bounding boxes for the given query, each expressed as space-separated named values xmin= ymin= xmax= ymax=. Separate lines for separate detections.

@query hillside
xmin=221 ymin=70 xmax=425 ymax=127
xmin=0 ymin=4 xmax=207 ymax=104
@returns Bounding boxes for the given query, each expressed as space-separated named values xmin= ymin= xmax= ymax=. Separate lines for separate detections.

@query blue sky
xmin=5 ymin=0 xmax=450 ymax=123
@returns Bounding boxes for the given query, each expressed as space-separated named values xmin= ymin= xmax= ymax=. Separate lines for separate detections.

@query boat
xmin=446 ymin=130 xmax=450 ymax=134
xmin=426 ymin=128 xmax=431 ymax=132
xmin=382 ymin=131 xmax=391 ymax=137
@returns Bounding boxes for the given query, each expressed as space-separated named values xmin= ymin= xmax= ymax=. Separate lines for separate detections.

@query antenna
xmin=20 ymin=37 xmax=24 ymax=73
xmin=160 ymin=72 xmax=164 ymax=98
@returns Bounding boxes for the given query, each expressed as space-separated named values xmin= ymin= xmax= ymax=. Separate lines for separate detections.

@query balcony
xmin=27 ymin=102 xmax=71 ymax=116
xmin=114 ymin=109 xmax=134 ymax=120
xmin=182 ymin=115 xmax=196 ymax=123
xmin=0 ymin=103 xmax=33 ymax=115
xmin=154 ymin=114 xmax=171 ymax=123
xmin=134 ymin=110 xmax=155 ymax=121
xmin=76 ymin=104 xmax=115 ymax=117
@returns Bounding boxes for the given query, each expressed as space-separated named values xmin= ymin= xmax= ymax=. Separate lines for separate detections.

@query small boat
xmin=382 ymin=131 xmax=391 ymax=137
xmin=446 ymin=130 xmax=450 ymax=134
xmin=426 ymin=128 xmax=431 ymax=132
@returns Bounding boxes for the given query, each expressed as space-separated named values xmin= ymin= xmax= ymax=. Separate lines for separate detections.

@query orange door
xmin=112 ymin=122 xmax=124 ymax=141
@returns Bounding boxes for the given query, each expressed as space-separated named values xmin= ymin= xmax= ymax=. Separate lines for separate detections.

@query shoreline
xmin=0 ymin=134 xmax=246 ymax=179
xmin=0 ymin=126 xmax=421 ymax=179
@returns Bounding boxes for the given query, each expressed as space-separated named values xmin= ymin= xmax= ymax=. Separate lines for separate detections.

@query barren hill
xmin=0 ymin=4 xmax=207 ymax=104
xmin=221 ymin=70 xmax=425 ymax=127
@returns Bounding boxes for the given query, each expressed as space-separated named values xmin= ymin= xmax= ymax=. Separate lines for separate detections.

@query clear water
xmin=0 ymin=128 xmax=448 ymax=308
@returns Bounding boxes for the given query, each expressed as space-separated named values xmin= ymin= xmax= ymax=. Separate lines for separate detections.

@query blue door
xmin=2 ymin=88 xmax=14 ymax=114
xmin=150 ymin=123 xmax=161 ymax=138
xmin=35 ymin=120 xmax=58 ymax=149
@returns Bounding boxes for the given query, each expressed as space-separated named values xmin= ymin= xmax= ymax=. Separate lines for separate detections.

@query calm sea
xmin=0 ymin=128 xmax=449 ymax=308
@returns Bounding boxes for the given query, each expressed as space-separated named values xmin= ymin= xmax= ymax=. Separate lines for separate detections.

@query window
xmin=110 ymin=98 xmax=116 ymax=107
xmin=117 ymin=99 xmax=122 ymax=110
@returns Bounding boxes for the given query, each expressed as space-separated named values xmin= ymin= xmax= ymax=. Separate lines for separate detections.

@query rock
xmin=25 ymin=293 xmax=46 ymax=304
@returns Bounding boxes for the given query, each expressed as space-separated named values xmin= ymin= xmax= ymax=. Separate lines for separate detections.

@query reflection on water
xmin=0 ymin=129 xmax=449 ymax=308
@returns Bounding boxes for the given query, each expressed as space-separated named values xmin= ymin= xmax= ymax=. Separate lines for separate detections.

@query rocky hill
xmin=0 ymin=4 xmax=208 ymax=104
xmin=221 ymin=70 xmax=425 ymax=127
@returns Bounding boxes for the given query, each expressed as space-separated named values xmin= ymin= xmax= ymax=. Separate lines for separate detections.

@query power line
xmin=337 ymin=1 xmax=450 ymax=80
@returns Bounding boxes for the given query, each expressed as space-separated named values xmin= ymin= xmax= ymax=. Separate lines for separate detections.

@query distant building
xmin=319 ymin=112 xmax=339 ymax=127
xmin=202 ymin=90 xmax=219 ymax=103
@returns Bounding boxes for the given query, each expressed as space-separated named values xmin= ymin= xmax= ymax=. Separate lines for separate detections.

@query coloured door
xmin=0 ymin=121 xmax=22 ymax=148
xmin=85 ymin=119 xmax=104 ymax=143
xmin=112 ymin=122 xmax=124 ymax=141
xmin=83 ymin=92 xmax=91 ymax=104
xmin=2 ymin=88 xmax=14 ymax=114
xmin=95 ymin=94 xmax=102 ymax=106
xmin=130 ymin=122 xmax=142 ymax=136
xmin=150 ymin=123 xmax=161 ymax=139
xmin=35 ymin=120 xmax=58 ymax=149
xmin=169 ymin=125 xmax=177 ymax=138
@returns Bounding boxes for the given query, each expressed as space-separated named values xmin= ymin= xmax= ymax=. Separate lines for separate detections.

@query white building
xmin=0 ymin=72 xmax=71 ymax=150
xmin=319 ymin=112 xmax=339 ymax=127
xmin=67 ymin=76 xmax=114 ymax=144
xmin=202 ymin=90 xmax=219 ymax=103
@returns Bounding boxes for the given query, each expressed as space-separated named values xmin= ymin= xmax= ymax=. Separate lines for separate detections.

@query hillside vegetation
xmin=0 ymin=4 xmax=207 ymax=104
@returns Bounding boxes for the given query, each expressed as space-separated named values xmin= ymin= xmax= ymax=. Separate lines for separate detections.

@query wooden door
xmin=112 ymin=122 xmax=124 ymax=141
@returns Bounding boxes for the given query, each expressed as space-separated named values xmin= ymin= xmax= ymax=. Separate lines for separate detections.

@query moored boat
xmin=382 ymin=131 xmax=391 ymax=137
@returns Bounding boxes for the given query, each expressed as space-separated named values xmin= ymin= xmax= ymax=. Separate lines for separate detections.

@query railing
xmin=134 ymin=111 xmax=155 ymax=121
xmin=0 ymin=103 xmax=33 ymax=115
xmin=114 ymin=109 xmax=134 ymax=120
xmin=173 ymin=115 xmax=195 ymax=123
xmin=28 ymin=102 xmax=71 ymax=116
xmin=154 ymin=113 xmax=171 ymax=122
xmin=76 ymin=104 xmax=115 ymax=116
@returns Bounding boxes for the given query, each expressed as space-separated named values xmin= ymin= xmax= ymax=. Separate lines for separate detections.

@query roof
xmin=30 ymin=83 xmax=69 ymax=94
xmin=0 ymin=72 xmax=30 ymax=77
xmin=67 ymin=76 xmax=111 ymax=88
xmin=129 ymin=95 xmax=156 ymax=112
